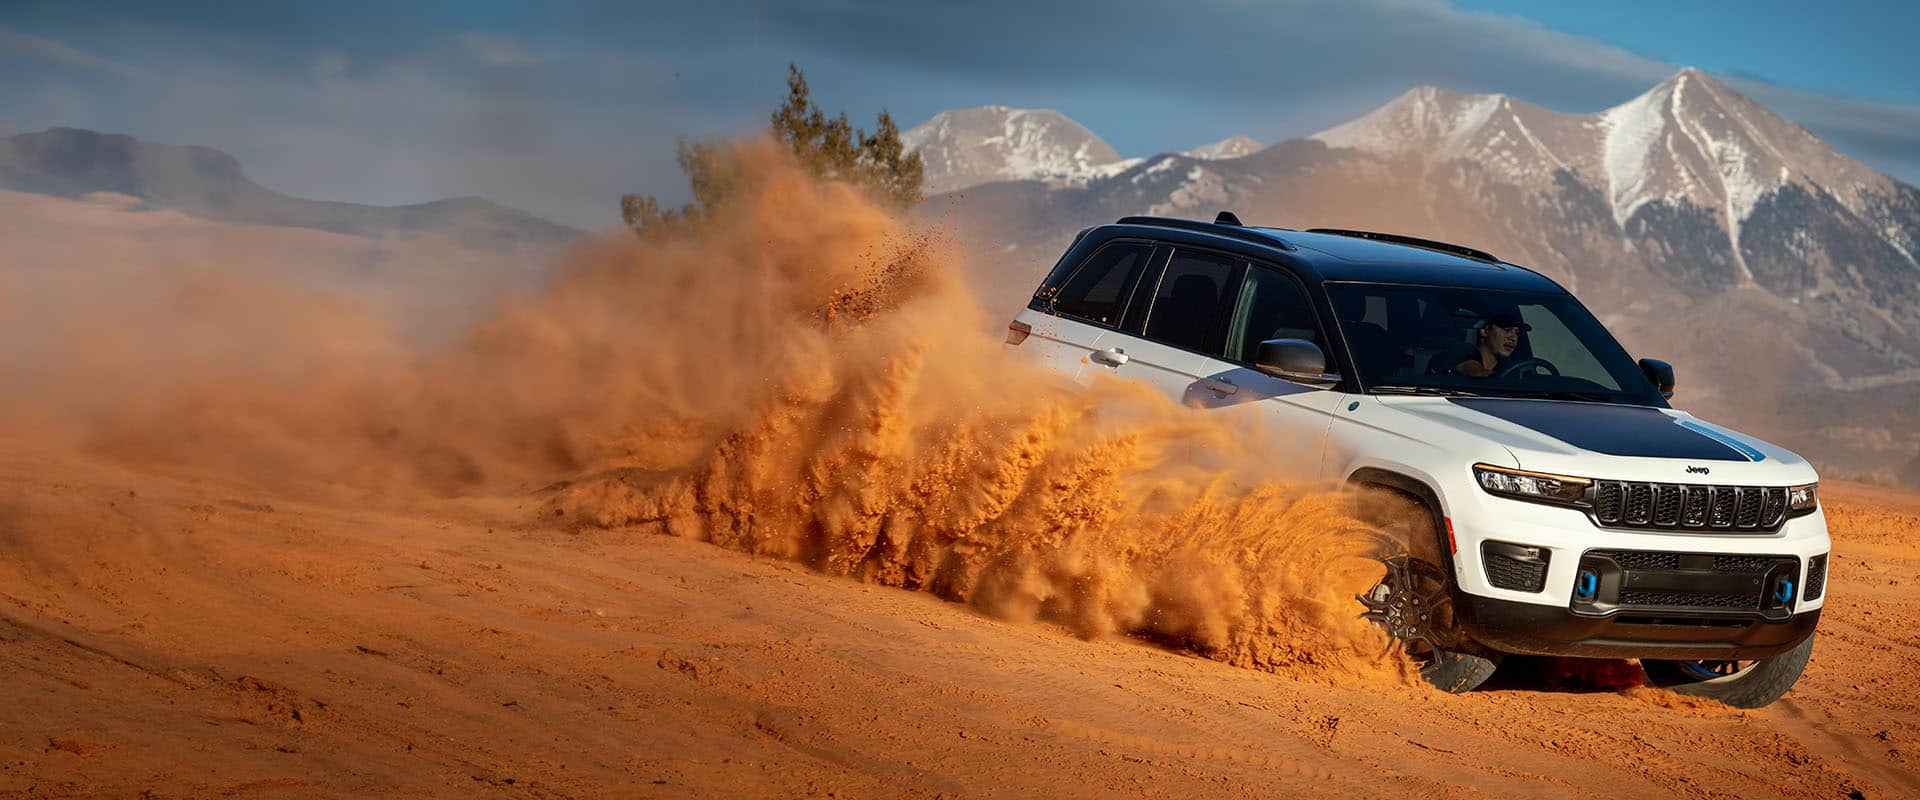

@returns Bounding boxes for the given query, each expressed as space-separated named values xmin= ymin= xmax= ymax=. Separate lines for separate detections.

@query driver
xmin=1455 ymin=310 xmax=1530 ymax=377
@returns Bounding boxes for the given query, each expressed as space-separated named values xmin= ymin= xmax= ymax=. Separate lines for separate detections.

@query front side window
xmin=1142 ymin=249 xmax=1238 ymax=353
xmin=1225 ymin=265 xmax=1321 ymax=363
xmin=1046 ymin=242 xmax=1153 ymax=326
xmin=1325 ymin=282 xmax=1665 ymax=406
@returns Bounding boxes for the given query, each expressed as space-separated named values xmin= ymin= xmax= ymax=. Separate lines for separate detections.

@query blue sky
xmin=3 ymin=0 xmax=1916 ymax=228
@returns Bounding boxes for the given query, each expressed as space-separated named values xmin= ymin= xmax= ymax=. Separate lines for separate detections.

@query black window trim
xmin=1219 ymin=260 xmax=1336 ymax=371
xmin=1034 ymin=237 xmax=1162 ymax=332
xmin=1125 ymin=243 xmax=1344 ymax=383
xmin=1133 ymin=245 xmax=1243 ymax=351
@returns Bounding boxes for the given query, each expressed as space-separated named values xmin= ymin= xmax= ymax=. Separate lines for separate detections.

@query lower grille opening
xmin=1576 ymin=550 xmax=1800 ymax=621
xmin=1614 ymin=615 xmax=1754 ymax=628
xmin=1619 ymin=590 xmax=1760 ymax=610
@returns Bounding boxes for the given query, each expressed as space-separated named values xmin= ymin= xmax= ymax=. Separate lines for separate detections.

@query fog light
xmin=1482 ymin=541 xmax=1549 ymax=593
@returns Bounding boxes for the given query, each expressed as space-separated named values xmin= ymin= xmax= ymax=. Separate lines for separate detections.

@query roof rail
xmin=1304 ymin=228 xmax=1499 ymax=264
xmin=1114 ymin=214 xmax=1296 ymax=251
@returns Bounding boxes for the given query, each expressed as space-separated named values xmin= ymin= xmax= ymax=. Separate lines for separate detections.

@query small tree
xmin=622 ymin=64 xmax=924 ymax=234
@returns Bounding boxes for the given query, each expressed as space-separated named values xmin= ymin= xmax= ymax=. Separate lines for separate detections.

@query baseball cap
xmin=1483 ymin=310 xmax=1532 ymax=331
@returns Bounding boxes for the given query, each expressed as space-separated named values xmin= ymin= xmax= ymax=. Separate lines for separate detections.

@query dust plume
xmin=0 ymin=139 xmax=1405 ymax=681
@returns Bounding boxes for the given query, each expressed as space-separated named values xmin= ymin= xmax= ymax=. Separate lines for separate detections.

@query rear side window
xmin=1225 ymin=265 xmax=1320 ymax=362
xmin=1047 ymin=242 xmax=1153 ymax=326
xmin=1143 ymin=249 xmax=1239 ymax=353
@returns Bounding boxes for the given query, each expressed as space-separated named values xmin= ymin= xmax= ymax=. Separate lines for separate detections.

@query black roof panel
xmin=1101 ymin=217 xmax=1567 ymax=293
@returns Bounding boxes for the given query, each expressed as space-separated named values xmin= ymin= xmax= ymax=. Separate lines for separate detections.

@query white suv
xmin=1008 ymin=213 xmax=1828 ymax=707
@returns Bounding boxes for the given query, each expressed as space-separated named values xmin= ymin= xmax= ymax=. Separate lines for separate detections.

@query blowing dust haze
xmin=0 ymin=139 xmax=1404 ymax=684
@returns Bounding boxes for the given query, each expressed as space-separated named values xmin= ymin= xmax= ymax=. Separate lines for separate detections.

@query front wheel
xmin=1359 ymin=555 xmax=1502 ymax=693
xmin=1640 ymin=632 xmax=1815 ymax=708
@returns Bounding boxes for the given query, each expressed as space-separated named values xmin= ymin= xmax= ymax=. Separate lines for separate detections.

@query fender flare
xmin=1346 ymin=467 xmax=1453 ymax=567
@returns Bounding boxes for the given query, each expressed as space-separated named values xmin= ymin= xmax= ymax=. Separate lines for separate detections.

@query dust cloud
xmin=0 ymin=139 xmax=1404 ymax=681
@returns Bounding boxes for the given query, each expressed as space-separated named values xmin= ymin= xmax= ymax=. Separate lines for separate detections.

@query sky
xmin=3 ymin=0 xmax=1917 ymax=229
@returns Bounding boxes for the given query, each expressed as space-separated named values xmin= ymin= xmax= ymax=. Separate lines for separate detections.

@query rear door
xmin=1013 ymin=240 xmax=1158 ymax=383
xmin=1096 ymin=247 xmax=1239 ymax=399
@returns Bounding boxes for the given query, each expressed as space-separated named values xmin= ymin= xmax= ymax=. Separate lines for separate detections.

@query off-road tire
xmin=1640 ymin=632 xmax=1815 ymax=708
xmin=1354 ymin=485 xmax=1502 ymax=694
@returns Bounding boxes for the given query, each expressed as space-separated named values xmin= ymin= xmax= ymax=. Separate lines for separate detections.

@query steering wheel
xmin=1495 ymin=357 xmax=1560 ymax=379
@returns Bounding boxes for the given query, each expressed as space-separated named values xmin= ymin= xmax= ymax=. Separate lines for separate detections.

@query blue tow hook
xmin=1576 ymin=570 xmax=1599 ymax=600
xmin=1773 ymin=578 xmax=1795 ymax=605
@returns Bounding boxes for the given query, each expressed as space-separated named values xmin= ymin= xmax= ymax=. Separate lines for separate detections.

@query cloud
xmin=1726 ymin=76 xmax=1920 ymax=186
xmin=2 ymin=0 xmax=1915 ymax=229
xmin=0 ymin=27 xmax=143 ymax=78
xmin=454 ymin=32 xmax=538 ymax=68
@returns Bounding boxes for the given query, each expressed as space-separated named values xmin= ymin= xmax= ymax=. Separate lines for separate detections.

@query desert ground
xmin=1 ymin=438 xmax=1915 ymax=799
xmin=3 ymin=143 xmax=1916 ymax=799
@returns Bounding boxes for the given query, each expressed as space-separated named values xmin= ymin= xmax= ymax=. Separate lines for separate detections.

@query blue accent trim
xmin=1674 ymin=419 xmax=1766 ymax=462
xmin=1679 ymin=661 xmax=1727 ymax=680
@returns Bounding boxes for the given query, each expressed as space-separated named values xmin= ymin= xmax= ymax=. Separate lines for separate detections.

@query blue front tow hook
xmin=1576 ymin=571 xmax=1598 ymax=599
xmin=1774 ymin=578 xmax=1795 ymax=604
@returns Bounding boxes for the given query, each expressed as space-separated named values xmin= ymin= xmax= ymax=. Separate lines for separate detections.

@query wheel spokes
xmin=1358 ymin=555 xmax=1452 ymax=662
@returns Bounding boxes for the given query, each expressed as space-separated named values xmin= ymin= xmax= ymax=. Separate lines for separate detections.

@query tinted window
xmin=1142 ymin=249 xmax=1238 ymax=353
xmin=1048 ymin=243 xmax=1152 ymax=326
xmin=1324 ymin=283 xmax=1661 ymax=406
xmin=1225 ymin=266 xmax=1321 ymax=362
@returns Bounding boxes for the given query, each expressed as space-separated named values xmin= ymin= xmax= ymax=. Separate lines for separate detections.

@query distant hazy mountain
xmin=0 ymin=127 xmax=582 ymax=247
xmin=902 ymin=108 xmax=1269 ymax=194
xmin=1184 ymin=135 xmax=1263 ymax=160
xmin=930 ymin=69 xmax=1920 ymax=485
xmin=902 ymin=107 xmax=1140 ymax=195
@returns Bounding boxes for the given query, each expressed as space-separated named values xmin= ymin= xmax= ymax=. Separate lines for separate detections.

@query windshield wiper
xmin=1369 ymin=385 xmax=1483 ymax=397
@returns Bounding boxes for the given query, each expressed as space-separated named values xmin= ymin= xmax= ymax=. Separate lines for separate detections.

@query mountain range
xmin=902 ymin=108 xmax=1261 ymax=195
xmin=0 ymin=127 xmax=582 ymax=247
xmin=908 ymin=69 xmax=1920 ymax=485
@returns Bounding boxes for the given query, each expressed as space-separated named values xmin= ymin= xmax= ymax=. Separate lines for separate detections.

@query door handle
xmin=1090 ymin=347 xmax=1129 ymax=366
xmin=1200 ymin=377 xmax=1238 ymax=395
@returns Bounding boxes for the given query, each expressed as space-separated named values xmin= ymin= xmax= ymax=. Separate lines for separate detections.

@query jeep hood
xmin=1377 ymin=396 xmax=1813 ymax=483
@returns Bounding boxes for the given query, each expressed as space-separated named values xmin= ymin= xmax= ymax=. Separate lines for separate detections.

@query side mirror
xmin=1639 ymin=358 xmax=1675 ymax=399
xmin=1255 ymin=339 xmax=1341 ymax=388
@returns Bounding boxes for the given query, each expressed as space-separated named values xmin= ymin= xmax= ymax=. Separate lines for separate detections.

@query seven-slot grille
xmin=1590 ymin=481 xmax=1788 ymax=532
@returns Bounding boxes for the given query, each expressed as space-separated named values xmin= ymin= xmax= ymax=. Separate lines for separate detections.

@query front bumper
xmin=1443 ymin=488 xmax=1831 ymax=616
xmin=1461 ymin=594 xmax=1820 ymax=660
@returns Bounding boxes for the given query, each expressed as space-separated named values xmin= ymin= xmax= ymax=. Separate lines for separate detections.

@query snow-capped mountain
xmin=932 ymin=68 xmax=1920 ymax=486
xmin=902 ymin=109 xmax=1262 ymax=194
xmin=1184 ymin=135 xmax=1263 ymax=160
xmin=1309 ymin=70 xmax=1913 ymax=283
xmin=902 ymin=107 xmax=1136 ymax=195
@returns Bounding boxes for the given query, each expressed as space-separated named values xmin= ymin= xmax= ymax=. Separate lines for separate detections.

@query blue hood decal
xmin=1446 ymin=398 xmax=1755 ymax=462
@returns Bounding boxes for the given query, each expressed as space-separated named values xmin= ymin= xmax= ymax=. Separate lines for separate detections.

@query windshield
xmin=1325 ymin=282 xmax=1667 ymax=406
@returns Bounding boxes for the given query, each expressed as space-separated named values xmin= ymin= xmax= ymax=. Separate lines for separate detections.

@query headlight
xmin=1473 ymin=464 xmax=1591 ymax=506
xmin=1787 ymin=482 xmax=1819 ymax=515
